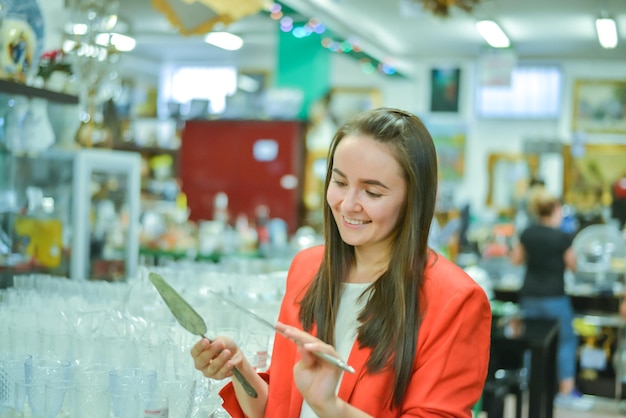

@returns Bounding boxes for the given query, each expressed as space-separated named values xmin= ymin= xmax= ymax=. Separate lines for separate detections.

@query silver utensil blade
xmin=149 ymin=272 xmax=207 ymax=336
xmin=208 ymin=290 xmax=355 ymax=374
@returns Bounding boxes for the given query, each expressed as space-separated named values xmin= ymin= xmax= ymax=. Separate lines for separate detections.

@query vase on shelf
xmin=4 ymin=96 xmax=55 ymax=154
xmin=75 ymin=94 xmax=113 ymax=148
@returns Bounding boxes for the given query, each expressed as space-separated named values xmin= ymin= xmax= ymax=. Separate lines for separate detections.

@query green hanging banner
xmin=275 ymin=24 xmax=331 ymax=120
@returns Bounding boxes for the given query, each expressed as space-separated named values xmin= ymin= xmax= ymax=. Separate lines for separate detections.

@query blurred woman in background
xmin=510 ymin=187 xmax=594 ymax=411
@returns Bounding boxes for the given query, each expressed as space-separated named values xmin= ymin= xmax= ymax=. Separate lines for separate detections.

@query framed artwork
xmin=486 ymin=153 xmax=539 ymax=214
xmin=572 ymin=79 xmax=626 ymax=134
xmin=563 ymin=144 xmax=626 ymax=211
xmin=425 ymin=121 xmax=466 ymax=182
xmin=430 ymin=68 xmax=460 ymax=113
xmin=329 ymin=87 xmax=382 ymax=125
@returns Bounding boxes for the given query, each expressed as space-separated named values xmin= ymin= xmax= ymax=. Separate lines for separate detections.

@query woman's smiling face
xmin=326 ymin=134 xmax=407 ymax=252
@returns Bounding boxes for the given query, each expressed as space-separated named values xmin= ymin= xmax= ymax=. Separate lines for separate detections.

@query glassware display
xmin=71 ymin=149 xmax=141 ymax=281
xmin=0 ymin=148 xmax=140 ymax=283
xmin=63 ymin=0 xmax=127 ymax=149
xmin=0 ymin=82 xmax=141 ymax=284
xmin=571 ymin=223 xmax=626 ymax=294
xmin=0 ymin=263 xmax=288 ymax=418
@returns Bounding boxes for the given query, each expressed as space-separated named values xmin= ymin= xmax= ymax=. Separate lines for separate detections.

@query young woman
xmin=510 ymin=187 xmax=594 ymax=411
xmin=191 ymin=108 xmax=491 ymax=417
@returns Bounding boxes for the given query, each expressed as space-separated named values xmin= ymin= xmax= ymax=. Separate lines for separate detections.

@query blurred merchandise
xmin=140 ymin=201 xmax=195 ymax=253
xmin=182 ymin=98 xmax=210 ymax=120
xmin=262 ymin=87 xmax=303 ymax=119
xmin=213 ymin=192 xmax=229 ymax=224
xmin=129 ymin=118 xmax=179 ymax=148
xmin=14 ymin=217 xmax=62 ymax=268
xmin=571 ymin=223 xmax=626 ymax=295
xmin=37 ymin=49 xmax=73 ymax=89
xmin=0 ymin=148 xmax=140 ymax=285
xmin=4 ymin=96 xmax=55 ymax=154
xmin=222 ymin=91 xmax=263 ymax=119
xmin=481 ymin=223 xmax=515 ymax=259
xmin=75 ymin=100 xmax=114 ymax=148
xmin=0 ymin=17 xmax=38 ymax=83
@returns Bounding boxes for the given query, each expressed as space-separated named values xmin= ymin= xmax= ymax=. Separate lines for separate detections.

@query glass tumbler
xmin=73 ymin=363 xmax=111 ymax=418
xmin=28 ymin=358 xmax=73 ymax=418
xmin=162 ymin=377 xmax=197 ymax=418
xmin=109 ymin=367 xmax=157 ymax=418
xmin=0 ymin=353 xmax=32 ymax=413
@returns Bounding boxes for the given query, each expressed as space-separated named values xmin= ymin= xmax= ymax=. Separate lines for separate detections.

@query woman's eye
xmin=332 ymin=179 xmax=347 ymax=187
xmin=366 ymin=190 xmax=382 ymax=198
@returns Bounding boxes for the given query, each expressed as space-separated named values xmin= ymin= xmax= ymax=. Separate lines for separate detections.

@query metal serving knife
xmin=148 ymin=272 xmax=258 ymax=398
xmin=208 ymin=290 xmax=355 ymax=374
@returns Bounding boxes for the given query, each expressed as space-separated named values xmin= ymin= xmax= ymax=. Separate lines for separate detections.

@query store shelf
xmin=0 ymin=79 xmax=79 ymax=104
xmin=112 ymin=143 xmax=179 ymax=154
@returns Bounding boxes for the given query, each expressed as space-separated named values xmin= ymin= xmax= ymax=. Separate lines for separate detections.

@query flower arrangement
xmin=37 ymin=49 xmax=72 ymax=80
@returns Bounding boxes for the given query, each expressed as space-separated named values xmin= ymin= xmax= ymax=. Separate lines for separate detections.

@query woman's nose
xmin=341 ymin=188 xmax=362 ymax=211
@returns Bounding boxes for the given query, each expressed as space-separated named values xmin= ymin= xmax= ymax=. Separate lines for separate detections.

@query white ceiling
xmin=55 ymin=0 xmax=626 ymax=73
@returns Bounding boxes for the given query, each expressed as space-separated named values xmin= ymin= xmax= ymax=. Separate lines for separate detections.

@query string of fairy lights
xmin=267 ymin=2 xmax=401 ymax=77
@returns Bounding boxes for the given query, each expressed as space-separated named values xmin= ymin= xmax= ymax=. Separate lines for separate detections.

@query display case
xmin=0 ymin=81 xmax=141 ymax=285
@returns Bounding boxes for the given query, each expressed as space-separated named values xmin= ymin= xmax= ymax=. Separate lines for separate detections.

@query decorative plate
xmin=1 ymin=0 xmax=45 ymax=60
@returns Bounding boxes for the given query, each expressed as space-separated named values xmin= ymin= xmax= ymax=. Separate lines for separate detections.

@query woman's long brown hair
xmin=298 ymin=108 xmax=438 ymax=408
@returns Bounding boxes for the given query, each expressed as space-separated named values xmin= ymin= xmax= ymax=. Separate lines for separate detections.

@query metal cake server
xmin=148 ymin=272 xmax=258 ymax=398
xmin=208 ymin=290 xmax=355 ymax=374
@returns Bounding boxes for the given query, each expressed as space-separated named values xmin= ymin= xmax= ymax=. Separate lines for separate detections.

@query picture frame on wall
xmin=329 ymin=87 xmax=382 ymax=125
xmin=424 ymin=121 xmax=467 ymax=182
xmin=572 ymin=79 xmax=626 ymax=134
xmin=562 ymin=143 xmax=626 ymax=212
xmin=430 ymin=67 xmax=461 ymax=113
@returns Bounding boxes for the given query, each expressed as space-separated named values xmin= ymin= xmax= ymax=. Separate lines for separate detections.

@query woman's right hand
xmin=190 ymin=336 xmax=244 ymax=380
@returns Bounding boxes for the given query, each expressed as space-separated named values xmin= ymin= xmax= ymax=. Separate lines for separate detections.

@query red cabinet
xmin=180 ymin=120 xmax=306 ymax=234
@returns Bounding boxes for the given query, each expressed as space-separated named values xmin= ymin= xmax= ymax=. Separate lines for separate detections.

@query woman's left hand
xmin=276 ymin=322 xmax=343 ymax=413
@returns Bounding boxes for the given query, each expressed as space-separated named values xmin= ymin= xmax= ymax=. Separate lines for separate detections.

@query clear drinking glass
xmin=109 ymin=367 xmax=157 ymax=418
xmin=0 ymin=353 xmax=32 ymax=413
xmin=74 ymin=384 xmax=110 ymax=418
xmin=73 ymin=364 xmax=111 ymax=418
xmin=243 ymin=331 xmax=271 ymax=372
xmin=28 ymin=358 xmax=73 ymax=418
xmin=46 ymin=378 xmax=75 ymax=418
xmin=162 ymin=377 xmax=197 ymax=418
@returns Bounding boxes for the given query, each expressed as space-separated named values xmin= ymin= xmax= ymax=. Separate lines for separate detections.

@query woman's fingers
xmin=276 ymin=321 xmax=316 ymax=344
xmin=276 ymin=322 xmax=340 ymax=359
xmin=203 ymin=349 xmax=235 ymax=379
xmin=190 ymin=338 xmax=210 ymax=358
xmin=190 ymin=337 xmax=236 ymax=379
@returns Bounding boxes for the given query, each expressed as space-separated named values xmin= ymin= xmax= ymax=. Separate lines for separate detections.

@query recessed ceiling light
xmin=476 ymin=20 xmax=510 ymax=48
xmin=596 ymin=17 xmax=618 ymax=49
xmin=204 ymin=32 xmax=243 ymax=51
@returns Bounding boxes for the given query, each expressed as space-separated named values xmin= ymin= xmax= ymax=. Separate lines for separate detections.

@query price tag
xmin=145 ymin=407 xmax=168 ymax=417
